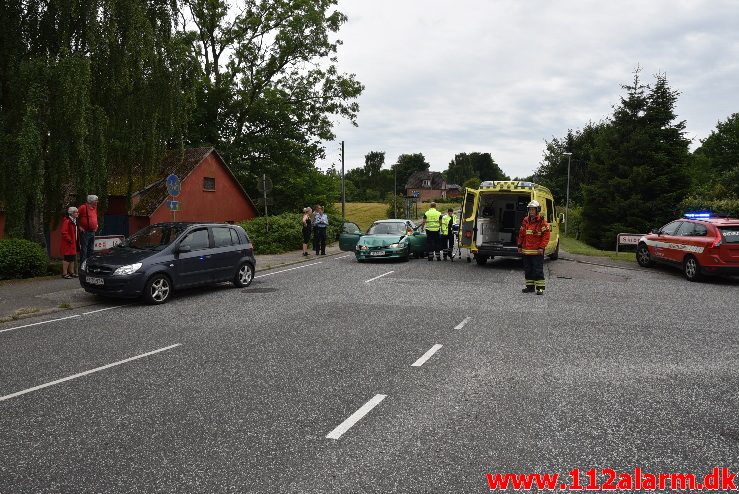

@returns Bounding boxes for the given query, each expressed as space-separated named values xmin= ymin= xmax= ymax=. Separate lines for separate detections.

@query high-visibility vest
xmin=440 ymin=214 xmax=454 ymax=235
xmin=424 ymin=208 xmax=441 ymax=231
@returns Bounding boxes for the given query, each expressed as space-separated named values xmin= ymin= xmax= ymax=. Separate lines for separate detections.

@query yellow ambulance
xmin=459 ymin=181 xmax=563 ymax=265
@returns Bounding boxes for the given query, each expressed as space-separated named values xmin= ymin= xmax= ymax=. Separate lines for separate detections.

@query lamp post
xmin=341 ymin=141 xmax=345 ymax=220
xmin=563 ymin=152 xmax=572 ymax=237
xmin=393 ymin=164 xmax=397 ymax=219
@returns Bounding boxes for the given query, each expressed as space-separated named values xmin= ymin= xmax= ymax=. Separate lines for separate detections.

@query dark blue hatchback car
xmin=80 ymin=222 xmax=256 ymax=304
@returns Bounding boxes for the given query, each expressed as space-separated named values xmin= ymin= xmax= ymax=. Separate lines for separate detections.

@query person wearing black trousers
xmin=440 ymin=208 xmax=456 ymax=260
xmin=313 ymin=205 xmax=329 ymax=255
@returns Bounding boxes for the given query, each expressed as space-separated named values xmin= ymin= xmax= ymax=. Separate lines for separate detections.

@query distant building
xmin=405 ymin=171 xmax=462 ymax=200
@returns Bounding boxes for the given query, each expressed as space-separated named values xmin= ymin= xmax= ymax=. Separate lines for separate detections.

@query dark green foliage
xmin=343 ymin=151 xmax=395 ymax=202
xmin=679 ymin=197 xmax=739 ymax=218
xmin=691 ymin=113 xmax=739 ymax=198
xmin=446 ymin=152 xmax=508 ymax=186
xmin=0 ymin=239 xmax=49 ymax=279
xmin=581 ymin=70 xmax=691 ymax=249
xmin=394 ymin=153 xmax=430 ymax=190
xmin=240 ymin=211 xmax=341 ymax=255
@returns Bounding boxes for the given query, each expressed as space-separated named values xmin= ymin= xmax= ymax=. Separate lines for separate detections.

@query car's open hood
xmin=357 ymin=234 xmax=404 ymax=247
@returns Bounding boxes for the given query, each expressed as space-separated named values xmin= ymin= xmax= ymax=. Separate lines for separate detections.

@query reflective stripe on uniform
xmin=522 ymin=249 xmax=540 ymax=255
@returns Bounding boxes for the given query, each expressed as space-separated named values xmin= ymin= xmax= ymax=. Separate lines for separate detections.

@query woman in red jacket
xmin=61 ymin=207 xmax=80 ymax=279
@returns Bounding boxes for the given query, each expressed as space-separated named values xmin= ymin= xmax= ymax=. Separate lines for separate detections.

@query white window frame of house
xmin=422 ymin=179 xmax=431 ymax=188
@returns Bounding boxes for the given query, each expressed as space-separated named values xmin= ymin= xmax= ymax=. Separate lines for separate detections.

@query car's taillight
xmin=710 ymin=236 xmax=722 ymax=249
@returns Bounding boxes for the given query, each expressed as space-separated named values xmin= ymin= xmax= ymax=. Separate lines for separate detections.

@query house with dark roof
xmin=41 ymin=147 xmax=258 ymax=258
xmin=404 ymin=171 xmax=462 ymax=201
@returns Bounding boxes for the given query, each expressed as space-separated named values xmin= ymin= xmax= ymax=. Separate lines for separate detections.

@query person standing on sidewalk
xmin=418 ymin=202 xmax=442 ymax=261
xmin=301 ymin=207 xmax=313 ymax=256
xmin=440 ymin=207 xmax=456 ymax=261
xmin=517 ymin=200 xmax=550 ymax=295
xmin=313 ymin=205 xmax=328 ymax=256
xmin=78 ymin=194 xmax=99 ymax=263
xmin=60 ymin=207 xmax=80 ymax=278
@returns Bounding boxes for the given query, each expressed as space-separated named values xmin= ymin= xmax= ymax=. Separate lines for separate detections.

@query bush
xmin=240 ymin=212 xmax=342 ymax=255
xmin=0 ymin=238 xmax=49 ymax=280
xmin=680 ymin=197 xmax=739 ymax=218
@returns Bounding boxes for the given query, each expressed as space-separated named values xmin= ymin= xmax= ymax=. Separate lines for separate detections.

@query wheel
xmin=548 ymin=240 xmax=560 ymax=260
xmin=636 ymin=243 xmax=654 ymax=267
xmin=356 ymin=257 xmax=365 ymax=263
xmin=475 ymin=254 xmax=488 ymax=265
xmin=466 ymin=256 xmax=471 ymax=263
xmin=683 ymin=256 xmax=702 ymax=282
xmin=233 ymin=262 xmax=254 ymax=287
xmin=144 ymin=274 xmax=172 ymax=304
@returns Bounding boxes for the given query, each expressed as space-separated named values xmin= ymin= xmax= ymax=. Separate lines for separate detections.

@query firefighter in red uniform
xmin=517 ymin=200 xmax=550 ymax=295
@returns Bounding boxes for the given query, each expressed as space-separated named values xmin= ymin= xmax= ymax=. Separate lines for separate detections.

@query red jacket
xmin=517 ymin=214 xmax=551 ymax=255
xmin=60 ymin=216 xmax=79 ymax=256
xmin=78 ymin=203 xmax=98 ymax=232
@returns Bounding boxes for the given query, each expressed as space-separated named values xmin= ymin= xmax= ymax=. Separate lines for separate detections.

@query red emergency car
xmin=636 ymin=213 xmax=739 ymax=281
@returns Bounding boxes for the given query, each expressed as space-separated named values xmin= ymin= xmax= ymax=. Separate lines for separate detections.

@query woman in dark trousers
xmin=313 ymin=205 xmax=328 ymax=255
xmin=302 ymin=207 xmax=313 ymax=256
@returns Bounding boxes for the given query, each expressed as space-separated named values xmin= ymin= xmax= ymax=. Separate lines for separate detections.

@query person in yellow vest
xmin=440 ymin=207 xmax=456 ymax=261
xmin=418 ymin=202 xmax=442 ymax=261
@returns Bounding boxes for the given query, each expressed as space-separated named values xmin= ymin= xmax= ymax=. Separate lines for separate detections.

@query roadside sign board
xmin=94 ymin=235 xmax=124 ymax=251
xmin=168 ymin=200 xmax=180 ymax=211
xmin=616 ymin=233 xmax=645 ymax=253
xmin=166 ymin=174 xmax=181 ymax=197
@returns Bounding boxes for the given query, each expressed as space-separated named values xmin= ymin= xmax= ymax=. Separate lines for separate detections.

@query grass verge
xmin=560 ymin=237 xmax=636 ymax=263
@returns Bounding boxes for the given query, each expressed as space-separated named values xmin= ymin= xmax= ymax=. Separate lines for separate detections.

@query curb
xmin=255 ymin=250 xmax=345 ymax=273
xmin=558 ymin=256 xmax=645 ymax=272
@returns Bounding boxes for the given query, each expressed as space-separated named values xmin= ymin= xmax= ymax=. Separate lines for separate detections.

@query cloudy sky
xmin=317 ymin=0 xmax=739 ymax=179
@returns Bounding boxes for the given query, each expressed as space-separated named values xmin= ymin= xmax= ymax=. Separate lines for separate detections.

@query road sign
xmin=412 ymin=191 xmax=420 ymax=198
xmin=257 ymin=175 xmax=273 ymax=194
xmin=168 ymin=200 xmax=180 ymax=211
xmin=616 ymin=233 xmax=645 ymax=253
xmin=166 ymin=174 xmax=181 ymax=197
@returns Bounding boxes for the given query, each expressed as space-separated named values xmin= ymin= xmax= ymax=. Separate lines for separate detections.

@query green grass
xmin=560 ymin=236 xmax=636 ymax=263
xmin=336 ymin=202 xmax=459 ymax=231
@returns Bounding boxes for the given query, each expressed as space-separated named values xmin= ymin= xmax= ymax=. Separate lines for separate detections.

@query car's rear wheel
xmin=683 ymin=256 xmax=702 ymax=282
xmin=636 ymin=243 xmax=654 ymax=267
xmin=144 ymin=274 xmax=172 ymax=304
xmin=234 ymin=262 xmax=254 ymax=287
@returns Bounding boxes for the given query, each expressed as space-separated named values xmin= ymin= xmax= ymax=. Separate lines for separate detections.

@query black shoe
xmin=536 ymin=289 xmax=544 ymax=295
xmin=427 ymin=257 xmax=433 ymax=261
xmin=522 ymin=286 xmax=535 ymax=293
xmin=320 ymin=252 xmax=326 ymax=256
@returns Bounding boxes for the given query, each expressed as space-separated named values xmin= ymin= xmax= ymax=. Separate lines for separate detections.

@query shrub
xmin=680 ymin=197 xmax=739 ymax=218
xmin=0 ymin=238 xmax=49 ymax=279
xmin=240 ymin=212 xmax=342 ymax=255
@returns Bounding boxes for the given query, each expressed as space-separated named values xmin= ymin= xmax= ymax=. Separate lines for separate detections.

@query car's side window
xmin=676 ymin=222 xmax=695 ymax=236
xmin=660 ymin=221 xmax=682 ymax=236
xmin=343 ymin=222 xmax=360 ymax=234
xmin=181 ymin=228 xmax=210 ymax=250
xmin=213 ymin=227 xmax=234 ymax=247
xmin=230 ymin=228 xmax=242 ymax=245
xmin=693 ymin=224 xmax=708 ymax=236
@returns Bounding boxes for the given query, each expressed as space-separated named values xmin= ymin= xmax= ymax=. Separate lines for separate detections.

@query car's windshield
xmin=367 ymin=222 xmax=409 ymax=235
xmin=120 ymin=224 xmax=187 ymax=250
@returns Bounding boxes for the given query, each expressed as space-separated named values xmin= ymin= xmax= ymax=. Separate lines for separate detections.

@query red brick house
xmin=405 ymin=171 xmax=462 ymax=201
xmin=40 ymin=147 xmax=258 ymax=258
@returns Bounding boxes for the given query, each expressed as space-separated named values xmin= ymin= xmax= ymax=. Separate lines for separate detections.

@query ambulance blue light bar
xmin=684 ymin=212 xmax=711 ymax=219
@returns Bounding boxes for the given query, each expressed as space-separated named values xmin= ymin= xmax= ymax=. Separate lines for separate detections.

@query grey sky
xmin=318 ymin=0 xmax=739 ymax=179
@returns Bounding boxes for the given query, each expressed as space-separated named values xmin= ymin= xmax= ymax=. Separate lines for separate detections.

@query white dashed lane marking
xmin=326 ymin=394 xmax=387 ymax=440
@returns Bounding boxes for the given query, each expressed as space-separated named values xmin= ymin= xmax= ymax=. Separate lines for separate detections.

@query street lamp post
xmin=563 ymin=152 xmax=572 ymax=237
xmin=393 ymin=164 xmax=397 ymax=219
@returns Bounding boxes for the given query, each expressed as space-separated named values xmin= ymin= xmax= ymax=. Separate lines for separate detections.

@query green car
xmin=339 ymin=219 xmax=427 ymax=261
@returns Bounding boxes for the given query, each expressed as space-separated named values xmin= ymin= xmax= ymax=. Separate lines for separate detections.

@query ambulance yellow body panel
xmin=459 ymin=181 xmax=563 ymax=264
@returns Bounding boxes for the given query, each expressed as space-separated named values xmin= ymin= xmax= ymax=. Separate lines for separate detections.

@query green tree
xmin=692 ymin=113 xmax=739 ymax=197
xmin=394 ymin=153 xmax=430 ymax=190
xmin=445 ymin=152 xmax=508 ymax=186
xmin=581 ymin=70 xmax=690 ymax=248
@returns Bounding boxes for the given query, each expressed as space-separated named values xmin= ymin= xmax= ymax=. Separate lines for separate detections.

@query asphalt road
xmin=1 ymin=253 xmax=738 ymax=493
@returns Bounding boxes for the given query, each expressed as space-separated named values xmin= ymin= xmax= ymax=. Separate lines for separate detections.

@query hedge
xmin=0 ymin=238 xmax=49 ymax=280
xmin=240 ymin=213 xmax=342 ymax=255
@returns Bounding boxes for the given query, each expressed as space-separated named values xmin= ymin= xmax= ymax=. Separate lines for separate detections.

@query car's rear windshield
xmin=719 ymin=227 xmax=739 ymax=244
xmin=120 ymin=224 xmax=188 ymax=250
xmin=367 ymin=222 xmax=407 ymax=235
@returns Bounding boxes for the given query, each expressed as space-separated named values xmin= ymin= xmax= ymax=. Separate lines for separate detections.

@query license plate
xmin=370 ymin=251 xmax=385 ymax=256
xmin=86 ymin=276 xmax=104 ymax=286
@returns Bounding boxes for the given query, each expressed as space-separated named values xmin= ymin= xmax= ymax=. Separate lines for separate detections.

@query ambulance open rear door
xmin=459 ymin=187 xmax=479 ymax=262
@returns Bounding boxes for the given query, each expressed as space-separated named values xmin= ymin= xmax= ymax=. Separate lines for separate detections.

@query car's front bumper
xmin=355 ymin=247 xmax=408 ymax=260
xmin=79 ymin=270 xmax=147 ymax=298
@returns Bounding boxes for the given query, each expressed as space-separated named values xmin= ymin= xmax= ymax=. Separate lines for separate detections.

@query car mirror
xmin=559 ymin=213 xmax=565 ymax=223
xmin=178 ymin=245 xmax=192 ymax=253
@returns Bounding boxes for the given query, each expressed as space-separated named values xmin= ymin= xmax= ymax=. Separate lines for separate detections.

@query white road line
xmin=254 ymin=262 xmax=322 ymax=278
xmin=364 ymin=271 xmax=394 ymax=283
xmin=82 ymin=306 xmax=124 ymax=315
xmin=454 ymin=317 xmax=471 ymax=330
xmin=334 ymin=254 xmax=353 ymax=260
xmin=411 ymin=344 xmax=443 ymax=367
xmin=0 ymin=314 xmax=81 ymax=334
xmin=0 ymin=344 xmax=181 ymax=402
xmin=326 ymin=394 xmax=387 ymax=440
